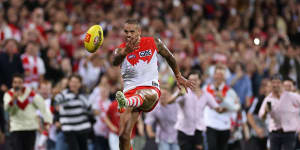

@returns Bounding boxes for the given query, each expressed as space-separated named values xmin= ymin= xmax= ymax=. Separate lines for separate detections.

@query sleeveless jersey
xmin=119 ymin=37 xmax=159 ymax=92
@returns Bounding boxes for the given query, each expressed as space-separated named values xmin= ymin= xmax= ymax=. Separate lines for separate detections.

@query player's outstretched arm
xmin=155 ymin=38 xmax=180 ymax=76
xmin=154 ymin=37 xmax=195 ymax=91
xmin=112 ymin=48 xmax=127 ymax=66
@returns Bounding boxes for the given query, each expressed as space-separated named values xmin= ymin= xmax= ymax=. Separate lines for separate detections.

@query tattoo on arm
xmin=155 ymin=38 xmax=180 ymax=77
xmin=112 ymin=48 xmax=126 ymax=66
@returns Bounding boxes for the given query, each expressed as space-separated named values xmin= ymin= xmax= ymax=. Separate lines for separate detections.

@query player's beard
xmin=125 ymin=36 xmax=133 ymax=42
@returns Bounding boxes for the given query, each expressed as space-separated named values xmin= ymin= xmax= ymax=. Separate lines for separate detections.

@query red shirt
xmin=106 ymin=100 xmax=136 ymax=137
xmin=106 ymin=101 xmax=120 ymax=131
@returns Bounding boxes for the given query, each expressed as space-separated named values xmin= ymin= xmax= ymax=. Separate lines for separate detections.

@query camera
xmin=254 ymin=38 xmax=260 ymax=46
xmin=267 ymin=102 xmax=272 ymax=111
xmin=14 ymin=87 xmax=21 ymax=91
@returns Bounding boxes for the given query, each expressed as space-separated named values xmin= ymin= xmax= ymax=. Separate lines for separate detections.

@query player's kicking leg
xmin=116 ymin=88 xmax=159 ymax=150
xmin=116 ymin=89 xmax=159 ymax=112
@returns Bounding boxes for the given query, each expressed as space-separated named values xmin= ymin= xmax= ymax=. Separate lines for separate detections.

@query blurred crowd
xmin=0 ymin=0 xmax=300 ymax=150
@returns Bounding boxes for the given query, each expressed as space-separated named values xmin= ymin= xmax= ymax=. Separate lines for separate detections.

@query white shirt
xmin=35 ymin=97 xmax=57 ymax=141
xmin=21 ymin=54 xmax=45 ymax=89
xmin=259 ymin=91 xmax=300 ymax=132
xmin=89 ymin=87 xmax=111 ymax=137
xmin=4 ymin=87 xmax=53 ymax=132
xmin=203 ymin=83 xmax=240 ymax=130
xmin=0 ymin=24 xmax=13 ymax=41
xmin=79 ymin=60 xmax=101 ymax=90
xmin=228 ymin=111 xmax=247 ymax=143
xmin=174 ymin=89 xmax=219 ymax=135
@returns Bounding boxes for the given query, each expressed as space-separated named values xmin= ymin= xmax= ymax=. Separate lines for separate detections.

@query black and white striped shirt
xmin=55 ymin=89 xmax=91 ymax=132
xmin=248 ymin=95 xmax=265 ymax=115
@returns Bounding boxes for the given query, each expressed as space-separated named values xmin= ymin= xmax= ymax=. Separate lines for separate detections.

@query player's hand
xmin=55 ymin=122 xmax=61 ymax=128
xmin=265 ymin=104 xmax=270 ymax=113
xmin=176 ymin=75 xmax=195 ymax=93
xmin=38 ymin=127 xmax=43 ymax=133
xmin=111 ymin=125 xmax=118 ymax=133
xmin=13 ymin=89 xmax=22 ymax=101
xmin=93 ymin=109 xmax=100 ymax=116
xmin=196 ymin=145 xmax=203 ymax=150
xmin=52 ymin=87 xmax=61 ymax=96
xmin=215 ymin=107 xmax=227 ymax=113
xmin=44 ymin=123 xmax=50 ymax=131
xmin=125 ymin=36 xmax=140 ymax=54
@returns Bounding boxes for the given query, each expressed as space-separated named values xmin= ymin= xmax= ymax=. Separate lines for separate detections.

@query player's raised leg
xmin=116 ymin=91 xmax=145 ymax=111
xmin=116 ymin=88 xmax=159 ymax=112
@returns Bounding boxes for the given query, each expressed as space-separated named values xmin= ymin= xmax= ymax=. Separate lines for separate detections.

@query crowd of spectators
xmin=0 ymin=0 xmax=300 ymax=150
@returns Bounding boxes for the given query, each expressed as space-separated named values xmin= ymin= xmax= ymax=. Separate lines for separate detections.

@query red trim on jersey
xmin=29 ymin=90 xmax=36 ymax=97
xmin=6 ymin=89 xmax=36 ymax=110
xmin=21 ymin=54 xmax=40 ymax=83
xmin=42 ymin=130 xmax=49 ymax=136
xmin=230 ymin=112 xmax=243 ymax=128
xmin=119 ymin=37 xmax=157 ymax=66
xmin=0 ymin=31 xmax=4 ymax=41
xmin=18 ymin=99 xmax=29 ymax=110
xmin=22 ymin=56 xmax=30 ymax=67
xmin=98 ymin=99 xmax=108 ymax=123
xmin=249 ymin=96 xmax=255 ymax=106
xmin=206 ymin=84 xmax=229 ymax=104
xmin=50 ymin=106 xmax=55 ymax=114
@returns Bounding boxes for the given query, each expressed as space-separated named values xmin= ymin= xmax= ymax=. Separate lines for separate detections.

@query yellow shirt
xmin=4 ymin=87 xmax=53 ymax=132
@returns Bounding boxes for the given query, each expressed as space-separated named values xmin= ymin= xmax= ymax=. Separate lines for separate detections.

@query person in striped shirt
xmin=54 ymin=74 xmax=95 ymax=150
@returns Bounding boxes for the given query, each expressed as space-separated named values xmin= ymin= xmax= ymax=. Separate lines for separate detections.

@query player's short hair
xmin=214 ymin=64 xmax=227 ymax=77
xmin=271 ymin=74 xmax=283 ymax=81
xmin=215 ymin=64 xmax=226 ymax=71
xmin=27 ymin=41 xmax=39 ymax=47
xmin=39 ymin=80 xmax=52 ymax=88
xmin=283 ymin=77 xmax=295 ymax=85
xmin=189 ymin=70 xmax=202 ymax=79
xmin=3 ymin=39 xmax=19 ymax=48
xmin=12 ymin=73 xmax=24 ymax=81
xmin=69 ymin=74 xmax=82 ymax=83
xmin=215 ymin=64 xmax=226 ymax=73
xmin=125 ymin=19 xmax=141 ymax=27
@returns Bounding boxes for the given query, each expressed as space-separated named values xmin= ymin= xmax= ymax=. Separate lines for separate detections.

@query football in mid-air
xmin=84 ymin=25 xmax=104 ymax=53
